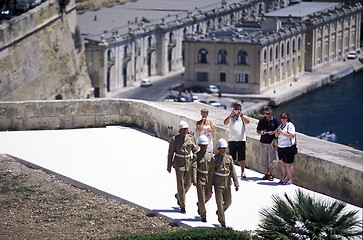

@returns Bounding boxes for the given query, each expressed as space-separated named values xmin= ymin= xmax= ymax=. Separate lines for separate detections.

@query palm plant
xmin=256 ymin=190 xmax=362 ymax=239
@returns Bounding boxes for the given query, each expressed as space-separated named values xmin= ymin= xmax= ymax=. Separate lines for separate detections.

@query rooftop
xmin=184 ymin=22 xmax=304 ymax=45
xmin=77 ymin=0 xmax=244 ymax=41
xmin=264 ymin=2 xmax=340 ymax=18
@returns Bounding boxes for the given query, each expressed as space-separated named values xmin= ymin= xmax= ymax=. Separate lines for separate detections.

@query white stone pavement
xmin=0 ymin=126 xmax=362 ymax=231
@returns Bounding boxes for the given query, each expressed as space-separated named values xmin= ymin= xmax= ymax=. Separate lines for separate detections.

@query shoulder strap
xmin=286 ymin=122 xmax=294 ymax=133
xmin=287 ymin=123 xmax=297 ymax=145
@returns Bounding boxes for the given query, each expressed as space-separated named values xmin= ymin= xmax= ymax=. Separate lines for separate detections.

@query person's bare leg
xmin=280 ymin=160 xmax=287 ymax=180
xmin=240 ymin=160 xmax=246 ymax=178
xmin=285 ymin=163 xmax=293 ymax=183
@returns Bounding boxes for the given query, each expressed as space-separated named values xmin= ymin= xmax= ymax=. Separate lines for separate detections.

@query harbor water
xmin=272 ymin=70 xmax=363 ymax=150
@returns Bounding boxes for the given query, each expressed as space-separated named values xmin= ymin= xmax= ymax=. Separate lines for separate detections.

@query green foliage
xmin=256 ymin=190 xmax=363 ymax=239
xmin=109 ymin=227 xmax=253 ymax=240
xmin=141 ymin=17 xmax=150 ymax=23
xmin=348 ymin=141 xmax=359 ymax=150
xmin=0 ymin=173 xmax=35 ymax=194
xmin=58 ymin=0 xmax=70 ymax=10
xmin=55 ymin=93 xmax=63 ymax=100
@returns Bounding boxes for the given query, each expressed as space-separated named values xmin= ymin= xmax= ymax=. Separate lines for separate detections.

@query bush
xmin=109 ymin=227 xmax=254 ymax=240
xmin=59 ymin=0 xmax=70 ymax=10
xmin=256 ymin=190 xmax=363 ymax=239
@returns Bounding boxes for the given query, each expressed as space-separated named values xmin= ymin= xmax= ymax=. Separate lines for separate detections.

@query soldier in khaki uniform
xmin=167 ymin=120 xmax=198 ymax=214
xmin=212 ymin=138 xmax=239 ymax=227
xmin=191 ymin=135 xmax=215 ymax=222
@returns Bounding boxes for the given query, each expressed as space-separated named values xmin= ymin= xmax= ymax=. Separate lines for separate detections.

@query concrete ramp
xmin=0 ymin=126 xmax=361 ymax=231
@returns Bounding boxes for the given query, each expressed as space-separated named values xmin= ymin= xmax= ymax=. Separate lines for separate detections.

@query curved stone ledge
xmin=0 ymin=99 xmax=362 ymax=207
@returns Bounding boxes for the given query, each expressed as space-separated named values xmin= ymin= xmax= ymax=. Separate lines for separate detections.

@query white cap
xmin=217 ymin=138 xmax=228 ymax=148
xmin=197 ymin=135 xmax=209 ymax=145
xmin=179 ymin=120 xmax=189 ymax=129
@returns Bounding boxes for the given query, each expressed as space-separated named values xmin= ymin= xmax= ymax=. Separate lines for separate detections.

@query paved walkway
xmin=0 ymin=126 xmax=361 ymax=231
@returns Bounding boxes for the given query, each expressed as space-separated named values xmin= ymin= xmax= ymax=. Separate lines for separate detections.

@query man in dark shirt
xmin=256 ymin=106 xmax=280 ymax=181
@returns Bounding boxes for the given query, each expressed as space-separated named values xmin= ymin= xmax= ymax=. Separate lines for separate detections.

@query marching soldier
xmin=212 ymin=138 xmax=239 ymax=227
xmin=191 ymin=135 xmax=215 ymax=222
xmin=167 ymin=120 xmax=198 ymax=214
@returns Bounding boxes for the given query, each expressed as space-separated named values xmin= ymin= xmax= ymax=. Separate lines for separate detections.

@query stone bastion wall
xmin=0 ymin=0 xmax=92 ymax=101
xmin=0 ymin=99 xmax=362 ymax=207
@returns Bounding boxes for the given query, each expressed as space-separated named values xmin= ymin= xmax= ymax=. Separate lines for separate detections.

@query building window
xmin=183 ymin=28 xmax=188 ymax=38
xmin=317 ymin=38 xmax=322 ymax=60
xmin=275 ymin=45 xmax=279 ymax=59
xmin=281 ymin=43 xmax=284 ymax=57
xmin=237 ymin=50 xmax=248 ymax=65
xmin=220 ymin=72 xmax=226 ymax=82
xmin=198 ymin=49 xmax=208 ymax=63
xmin=324 ymin=36 xmax=329 ymax=60
xmin=124 ymin=45 xmax=129 ymax=58
xmin=292 ymin=39 xmax=296 ymax=53
xmin=263 ymin=49 xmax=267 ymax=62
xmin=236 ymin=73 xmax=248 ymax=83
xmin=218 ymin=49 xmax=228 ymax=64
xmin=148 ymin=36 xmax=153 ymax=48
xmin=197 ymin=72 xmax=208 ymax=82
xmin=297 ymin=37 xmax=301 ymax=51
xmin=107 ymin=50 xmax=113 ymax=61
xmin=270 ymin=47 xmax=273 ymax=61
xmin=230 ymin=13 xmax=234 ymax=23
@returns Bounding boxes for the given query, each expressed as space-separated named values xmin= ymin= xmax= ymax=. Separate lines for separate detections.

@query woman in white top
xmin=195 ymin=109 xmax=215 ymax=153
xmin=275 ymin=112 xmax=296 ymax=185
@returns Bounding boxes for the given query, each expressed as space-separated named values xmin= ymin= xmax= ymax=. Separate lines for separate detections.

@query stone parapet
xmin=0 ymin=99 xmax=362 ymax=207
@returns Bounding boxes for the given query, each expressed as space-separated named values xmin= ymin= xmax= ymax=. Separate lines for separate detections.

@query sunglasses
xmin=265 ymin=112 xmax=272 ymax=115
xmin=280 ymin=116 xmax=288 ymax=119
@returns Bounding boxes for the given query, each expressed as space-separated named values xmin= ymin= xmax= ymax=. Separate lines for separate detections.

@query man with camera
xmin=223 ymin=103 xmax=250 ymax=179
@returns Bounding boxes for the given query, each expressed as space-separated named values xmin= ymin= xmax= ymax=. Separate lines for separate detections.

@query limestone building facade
xmin=265 ymin=1 xmax=362 ymax=72
xmin=183 ymin=20 xmax=305 ymax=94
xmin=78 ymin=0 xmax=361 ymax=97
xmin=183 ymin=1 xmax=362 ymax=94
xmin=78 ymin=0 xmax=292 ymax=97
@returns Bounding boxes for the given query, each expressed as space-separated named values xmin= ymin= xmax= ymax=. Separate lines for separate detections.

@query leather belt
xmin=215 ymin=172 xmax=230 ymax=177
xmin=175 ymin=153 xmax=192 ymax=158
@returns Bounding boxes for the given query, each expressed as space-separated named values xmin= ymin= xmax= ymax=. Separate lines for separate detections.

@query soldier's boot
xmin=175 ymin=194 xmax=180 ymax=206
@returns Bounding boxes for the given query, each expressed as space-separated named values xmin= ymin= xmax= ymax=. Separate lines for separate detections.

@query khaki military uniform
xmin=212 ymin=153 xmax=239 ymax=226
xmin=191 ymin=151 xmax=215 ymax=218
xmin=168 ymin=133 xmax=197 ymax=209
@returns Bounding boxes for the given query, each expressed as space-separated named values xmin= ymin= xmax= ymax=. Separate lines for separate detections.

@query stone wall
xmin=0 ymin=0 xmax=92 ymax=101
xmin=0 ymin=99 xmax=362 ymax=207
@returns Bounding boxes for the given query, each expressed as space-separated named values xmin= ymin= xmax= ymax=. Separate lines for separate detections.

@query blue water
xmin=272 ymin=70 xmax=363 ymax=150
